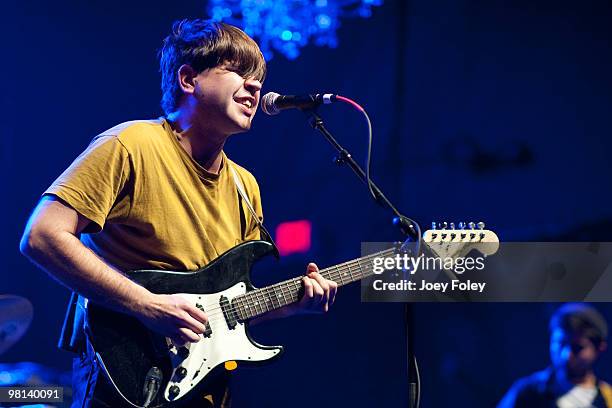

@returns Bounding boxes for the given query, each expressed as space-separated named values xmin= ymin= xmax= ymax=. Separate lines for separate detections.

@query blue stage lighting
xmin=206 ymin=0 xmax=383 ymax=60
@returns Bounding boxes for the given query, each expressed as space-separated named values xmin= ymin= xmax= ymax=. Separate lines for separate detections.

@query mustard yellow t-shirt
xmin=47 ymin=118 xmax=260 ymax=407
xmin=45 ymin=118 xmax=262 ymax=272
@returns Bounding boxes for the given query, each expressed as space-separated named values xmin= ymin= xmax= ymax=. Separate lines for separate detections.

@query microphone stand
xmin=305 ymin=110 xmax=420 ymax=408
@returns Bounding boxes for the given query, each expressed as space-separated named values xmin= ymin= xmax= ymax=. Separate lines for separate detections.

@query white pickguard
xmin=163 ymin=282 xmax=281 ymax=402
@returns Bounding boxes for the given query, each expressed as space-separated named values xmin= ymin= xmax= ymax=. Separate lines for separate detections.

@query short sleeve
xmin=44 ymin=136 xmax=131 ymax=232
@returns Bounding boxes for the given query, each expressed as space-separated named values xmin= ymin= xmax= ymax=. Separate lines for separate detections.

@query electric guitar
xmin=85 ymin=224 xmax=499 ymax=407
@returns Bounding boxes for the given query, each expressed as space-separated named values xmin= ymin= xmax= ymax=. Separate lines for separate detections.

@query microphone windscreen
xmin=261 ymin=92 xmax=281 ymax=115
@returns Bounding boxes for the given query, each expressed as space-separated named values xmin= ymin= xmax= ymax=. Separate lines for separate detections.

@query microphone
xmin=261 ymin=92 xmax=336 ymax=115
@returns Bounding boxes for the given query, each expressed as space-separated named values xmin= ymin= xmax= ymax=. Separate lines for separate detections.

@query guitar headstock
xmin=422 ymin=221 xmax=500 ymax=260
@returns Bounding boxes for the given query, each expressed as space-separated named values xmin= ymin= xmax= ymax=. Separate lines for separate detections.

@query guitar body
xmin=85 ymin=240 xmax=283 ymax=407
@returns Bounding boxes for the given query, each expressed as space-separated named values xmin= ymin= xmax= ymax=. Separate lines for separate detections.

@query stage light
xmin=206 ymin=0 xmax=383 ymax=60
xmin=275 ymin=220 xmax=312 ymax=256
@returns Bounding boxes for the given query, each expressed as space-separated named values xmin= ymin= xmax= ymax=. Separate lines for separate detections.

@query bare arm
xmin=20 ymin=196 xmax=207 ymax=344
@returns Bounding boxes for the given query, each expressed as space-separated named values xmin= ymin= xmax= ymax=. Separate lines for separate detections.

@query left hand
xmin=251 ymin=263 xmax=338 ymax=324
xmin=291 ymin=263 xmax=338 ymax=315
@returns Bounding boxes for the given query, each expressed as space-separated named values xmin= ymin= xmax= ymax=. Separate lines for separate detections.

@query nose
xmin=244 ymin=78 xmax=262 ymax=95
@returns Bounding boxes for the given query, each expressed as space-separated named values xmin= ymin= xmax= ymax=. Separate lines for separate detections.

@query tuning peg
xmin=431 ymin=221 xmax=437 ymax=230
xmin=449 ymin=222 xmax=456 ymax=229
xmin=477 ymin=222 xmax=485 ymax=230
xmin=468 ymin=222 xmax=476 ymax=229
xmin=458 ymin=222 xmax=466 ymax=230
xmin=442 ymin=222 xmax=448 ymax=229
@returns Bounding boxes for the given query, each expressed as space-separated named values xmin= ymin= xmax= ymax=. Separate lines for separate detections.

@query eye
xmin=570 ymin=344 xmax=585 ymax=354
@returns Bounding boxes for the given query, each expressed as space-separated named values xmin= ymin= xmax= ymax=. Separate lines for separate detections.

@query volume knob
xmin=168 ymin=385 xmax=180 ymax=399
xmin=176 ymin=366 xmax=187 ymax=379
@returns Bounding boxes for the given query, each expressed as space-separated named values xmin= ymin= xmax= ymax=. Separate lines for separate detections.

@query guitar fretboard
xmin=232 ymin=247 xmax=396 ymax=320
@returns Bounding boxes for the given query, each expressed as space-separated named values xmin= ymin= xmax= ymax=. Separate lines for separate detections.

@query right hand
xmin=135 ymin=293 xmax=208 ymax=345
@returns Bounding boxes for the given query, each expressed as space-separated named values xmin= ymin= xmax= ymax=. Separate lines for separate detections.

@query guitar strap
xmin=230 ymin=166 xmax=279 ymax=257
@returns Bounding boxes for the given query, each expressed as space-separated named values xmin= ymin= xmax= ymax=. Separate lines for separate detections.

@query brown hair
xmin=159 ymin=19 xmax=267 ymax=115
xmin=550 ymin=303 xmax=608 ymax=347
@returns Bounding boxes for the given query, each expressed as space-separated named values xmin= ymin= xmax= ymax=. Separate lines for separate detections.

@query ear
xmin=599 ymin=340 xmax=607 ymax=353
xmin=177 ymin=64 xmax=198 ymax=95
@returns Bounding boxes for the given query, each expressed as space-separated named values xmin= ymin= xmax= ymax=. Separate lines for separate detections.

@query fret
xmin=246 ymin=293 xmax=255 ymax=316
xmin=279 ymin=283 xmax=289 ymax=307
xmin=252 ymin=291 xmax=263 ymax=315
xmin=267 ymin=286 xmax=279 ymax=310
xmin=248 ymin=295 xmax=256 ymax=319
xmin=330 ymin=267 xmax=339 ymax=282
xmin=242 ymin=296 xmax=250 ymax=320
xmin=358 ymin=259 xmax=365 ymax=278
xmin=279 ymin=281 xmax=293 ymax=305
xmin=268 ymin=285 xmax=277 ymax=308
xmin=235 ymin=296 xmax=244 ymax=320
xmin=368 ymin=256 xmax=376 ymax=276
xmin=261 ymin=288 xmax=270 ymax=311
xmin=235 ymin=247 xmax=397 ymax=320
xmin=291 ymin=279 xmax=301 ymax=303
xmin=337 ymin=266 xmax=344 ymax=283
xmin=350 ymin=261 xmax=357 ymax=279
xmin=264 ymin=288 xmax=272 ymax=312
xmin=258 ymin=289 xmax=270 ymax=313
xmin=340 ymin=265 xmax=350 ymax=284
xmin=352 ymin=261 xmax=360 ymax=281
xmin=260 ymin=288 xmax=269 ymax=312
xmin=278 ymin=283 xmax=288 ymax=306
xmin=355 ymin=258 xmax=363 ymax=280
xmin=344 ymin=263 xmax=352 ymax=283
xmin=335 ymin=265 xmax=345 ymax=285
xmin=242 ymin=295 xmax=253 ymax=319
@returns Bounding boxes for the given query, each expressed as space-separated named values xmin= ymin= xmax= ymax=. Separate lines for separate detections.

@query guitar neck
xmin=233 ymin=247 xmax=396 ymax=320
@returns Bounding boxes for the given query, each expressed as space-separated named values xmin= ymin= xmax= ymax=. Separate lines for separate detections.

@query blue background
xmin=3 ymin=0 xmax=612 ymax=406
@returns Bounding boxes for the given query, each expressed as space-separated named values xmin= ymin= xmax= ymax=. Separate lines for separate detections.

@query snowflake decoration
xmin=207 ymin=0 xmax=383 ymax=60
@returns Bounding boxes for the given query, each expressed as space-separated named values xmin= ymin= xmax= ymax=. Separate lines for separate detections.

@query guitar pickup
xmin=195 ymin=303 xmax=213 ymax=337
xmin=220 ymin=296 xmax=237 ymax=330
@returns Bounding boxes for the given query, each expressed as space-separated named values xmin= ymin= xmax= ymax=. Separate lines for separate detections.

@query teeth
xmin=237 ymin=99 xmax=252 ymax=108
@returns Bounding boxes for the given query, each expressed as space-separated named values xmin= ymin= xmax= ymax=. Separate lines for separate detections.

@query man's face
xmin=550 ymin=328 xmax=602 ymax=379
xmin=191 ymin=63 xmax=262 ymax=136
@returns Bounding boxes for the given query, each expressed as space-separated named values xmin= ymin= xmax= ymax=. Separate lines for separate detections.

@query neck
xmin=167 ymin=109 xmax=227 ymax=174
xmin=232 ymin=247 xmax=396 ymax=321
xmin=573 ymin=372 xmax=597 ymax=387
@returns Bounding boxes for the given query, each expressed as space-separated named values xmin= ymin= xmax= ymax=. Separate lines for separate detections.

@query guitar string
xmin=190 ymin=261 xmax=379 ymax=327
xmin=176 ymin=250 xmax=401 ymax=331
xmin=182 ymin=248 xmax=396 ymax=325
xmin=184 ymin=247 xmax=393 ymax=315
xmin=172 ymin=237 xmax=486 ymax=332
xmin=187 ymin=247 xmax=395 ymax=321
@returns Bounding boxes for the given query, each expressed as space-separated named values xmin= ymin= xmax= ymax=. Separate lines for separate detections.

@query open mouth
xmin=235 ymin=97 xmax=255 ymax=110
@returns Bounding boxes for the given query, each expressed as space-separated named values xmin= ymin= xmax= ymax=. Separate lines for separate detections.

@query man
xmin=20 ymin=19 xmax=337 ymax=407
xmin=499 ymin=303 xmax=612 ymax=407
